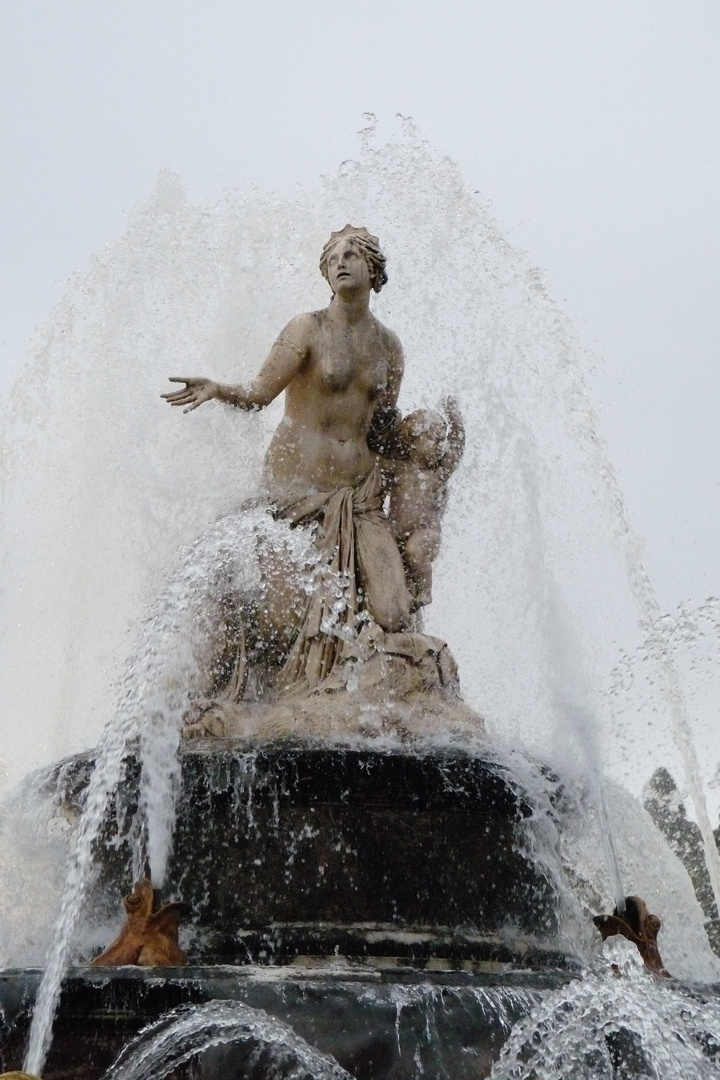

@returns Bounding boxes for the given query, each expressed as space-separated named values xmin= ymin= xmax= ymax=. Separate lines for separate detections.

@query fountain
xmin=1 ymin=121 xmax=720 ymax=1078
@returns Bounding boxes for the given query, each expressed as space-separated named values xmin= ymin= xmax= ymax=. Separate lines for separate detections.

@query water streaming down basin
xmin=96 ymin=987 xmax=548 ymax=1080
xmin=22 ymin=507 xmax=316 ymax=1073
xmin=92 ymin=960 xmax=720 ymax=1080
xmin=1 ymin=119 xmax=720 ymax=1076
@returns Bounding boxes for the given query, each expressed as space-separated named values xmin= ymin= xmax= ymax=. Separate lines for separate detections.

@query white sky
xmin=2 ymin=0 xmax=719 ymax=614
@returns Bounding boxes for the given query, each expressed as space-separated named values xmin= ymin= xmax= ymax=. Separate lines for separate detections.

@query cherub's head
xmin=319 ymin=225 xmax=388 ymax=294
xmin=398 ymin=409 xmax=448 ymax=469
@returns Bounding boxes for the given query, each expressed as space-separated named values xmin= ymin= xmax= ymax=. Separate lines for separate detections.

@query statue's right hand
xmin=161 ymin=377 xmax=218 ymax=413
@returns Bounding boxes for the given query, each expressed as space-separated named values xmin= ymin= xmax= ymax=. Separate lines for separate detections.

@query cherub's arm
xmin=441 ymin=396 xmax=465 ymax=474
xmin=162 ymin=316 xmax=311 ymax=413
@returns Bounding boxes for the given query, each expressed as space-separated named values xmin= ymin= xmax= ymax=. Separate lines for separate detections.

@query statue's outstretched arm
xmin=161 ymin=316 xmax=310 ymax=413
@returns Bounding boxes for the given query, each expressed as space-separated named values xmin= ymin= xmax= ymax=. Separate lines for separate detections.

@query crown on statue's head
xmin=325 ymin=224 xmax=380 ymax=248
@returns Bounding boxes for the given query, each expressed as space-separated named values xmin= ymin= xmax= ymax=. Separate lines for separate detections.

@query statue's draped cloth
xmin=194 ymin=464 xmax=469 ymax=739
xmin=276 ymin=463 xmax=410 ymax=693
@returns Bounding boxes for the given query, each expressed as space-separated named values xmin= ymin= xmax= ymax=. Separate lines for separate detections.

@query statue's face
xmin=405 ymin=411 xmax=447 ymax=468
xmin=325 ymin=239 xmax=371 ymax=295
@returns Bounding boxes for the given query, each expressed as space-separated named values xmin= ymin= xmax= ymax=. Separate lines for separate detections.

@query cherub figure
xmin=387 ymin=398 xmax=465 ymax=609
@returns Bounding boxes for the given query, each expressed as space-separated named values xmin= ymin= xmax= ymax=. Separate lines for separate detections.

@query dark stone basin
xmin=54 ymin=741 xmax=564 ymax=966
xmin=0 ymin=965 xmax=569 ymax=1079
xmin=0 ymin=740 xmax=578 ymax=1077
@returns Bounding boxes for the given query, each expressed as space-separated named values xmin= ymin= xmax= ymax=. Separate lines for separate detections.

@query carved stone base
xmin=185 ymin=634 xmax=484 ymax=743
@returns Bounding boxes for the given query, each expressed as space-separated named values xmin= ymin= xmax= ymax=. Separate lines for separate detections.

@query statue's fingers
xmin=183 ymin=400 xmax=204 ymax=413
xmin=161 ymin=391 xmax=193 ymax=403
xmin=167 ymin=376 xmax=198 ymax=384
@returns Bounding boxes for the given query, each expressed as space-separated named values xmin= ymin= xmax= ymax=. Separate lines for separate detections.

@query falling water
xmin=561 ymin=374 xmax=720 ymax=919
xmin=133 ymin=506 xmax=314 ymax=885
xmin=23 ymin=507 xmax=313 ymax=1074
xmin=509 ymin=407 xmax=625 ymax=910
xmin=22 ymin=685 xmax=136 ymax=1074
xmin=101 ymin=1000 xmax=353 ymax=1080
xmin=490 ymin=937 xmax=720 ymax=1079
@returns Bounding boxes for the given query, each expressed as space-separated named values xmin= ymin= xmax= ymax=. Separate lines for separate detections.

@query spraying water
xmin=563 ymin=384 xmax=720 ymax=919
xmin=22 ymin=686 xmax=136 ymax=1074
xmin=509 ymin=405 xmax=625 ymax=911
xmin=490 ymin=937 xmax=720 ymax=1079
xmin=100 ymin=1000 xmax=353 ymax=1080
xmin=2 ymin=119 xmax=710 ymax=807
xmin=23 ymin=507 xmax=313 ymax=1073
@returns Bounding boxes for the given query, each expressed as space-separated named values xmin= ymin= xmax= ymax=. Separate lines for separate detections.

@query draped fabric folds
xmin=276 ymin=463 xmax=410 ymax=693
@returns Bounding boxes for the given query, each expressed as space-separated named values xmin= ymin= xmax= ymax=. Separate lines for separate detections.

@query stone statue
xmin=163 ymin=226 xmax=480 ymax=740
xmin=384 ymin=400 xmax=465 ymax=609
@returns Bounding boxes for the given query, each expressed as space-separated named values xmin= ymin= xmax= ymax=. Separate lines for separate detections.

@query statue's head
xmin=398 ymin=409 xmax=448 ymax=469
xmin=319 ymin=225 xmax=388 ymax=294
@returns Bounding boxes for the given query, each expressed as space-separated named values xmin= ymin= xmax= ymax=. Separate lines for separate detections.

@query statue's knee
xmin=368 ymin=591 xmax=411 ymax=633
xmin=406 ymin=527 xmax=440 ymax=565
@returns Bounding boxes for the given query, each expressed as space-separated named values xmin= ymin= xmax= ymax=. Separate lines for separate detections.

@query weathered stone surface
xmin=183 ymin=645 xmax=482 ymax=744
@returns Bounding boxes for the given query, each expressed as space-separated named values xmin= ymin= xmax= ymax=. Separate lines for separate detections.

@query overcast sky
xmin=2 ymin=0 xmax=719 ymax=614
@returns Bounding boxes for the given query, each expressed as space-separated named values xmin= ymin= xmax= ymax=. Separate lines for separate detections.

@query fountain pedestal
xmin=60 ymin=741 xmax=567 ymax=969
xmin=0 ymin=740 xmax=579 ymax=1078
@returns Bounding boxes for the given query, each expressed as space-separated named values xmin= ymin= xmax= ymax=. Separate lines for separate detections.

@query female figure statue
xmin=163 ymin=226 xmax=415 ymax=694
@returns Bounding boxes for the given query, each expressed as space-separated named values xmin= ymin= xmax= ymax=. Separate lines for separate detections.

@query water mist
xmin=510 ymin=414 xmax=625 ymax=912
xmin=564 ymin=369 xmax=720 ymax=919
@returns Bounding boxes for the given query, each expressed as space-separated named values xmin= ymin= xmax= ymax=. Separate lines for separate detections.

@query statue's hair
xmin=319 ymin=225 xmax=388 ymax=293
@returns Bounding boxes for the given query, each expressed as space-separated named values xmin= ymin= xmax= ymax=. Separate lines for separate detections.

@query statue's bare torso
xmin=162 ymin=234 xmax=409 ymax=639
xmin=163 ymin=236 xmax=403 ymax=502
xmin=263 ymin=308 xmax=402 ymax=501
